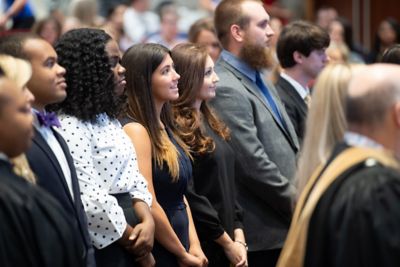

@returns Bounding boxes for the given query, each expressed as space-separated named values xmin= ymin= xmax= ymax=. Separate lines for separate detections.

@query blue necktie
xmin=255 ymin=72 xmax=286 ymax=129
xmin=37 ymin=111 xmax=61 ymax=128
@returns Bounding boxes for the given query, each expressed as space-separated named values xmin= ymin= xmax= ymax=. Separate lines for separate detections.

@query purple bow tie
xmin=37 ymin=111 xmax=61 ymax=128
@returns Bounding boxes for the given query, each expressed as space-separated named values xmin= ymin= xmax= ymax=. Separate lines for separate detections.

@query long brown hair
xmin=122 ymin=43 xmax=190 ymax=181
xmin=172 ymin=43 xmax=229 ymax=155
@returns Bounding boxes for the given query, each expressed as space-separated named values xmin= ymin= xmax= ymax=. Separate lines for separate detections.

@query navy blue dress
xmin=152 ymin=128 xmax=192 ymax=266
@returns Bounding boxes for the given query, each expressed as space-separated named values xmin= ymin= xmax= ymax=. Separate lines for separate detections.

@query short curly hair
xmin=51 ymin=28 xmax=124 ymax=122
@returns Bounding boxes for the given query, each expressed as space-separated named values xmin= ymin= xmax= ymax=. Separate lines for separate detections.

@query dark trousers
xmin=248 ymin=249 xmax=281 ymax=267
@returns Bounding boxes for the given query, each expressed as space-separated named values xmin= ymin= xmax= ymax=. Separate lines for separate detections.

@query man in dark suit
xmin=210 ymin=1 xmax=299 ymax=266
xmin=0 ymin=34 xmax=96 ymax=267
xmin=275 ymin=21 xmax=330 ymax=143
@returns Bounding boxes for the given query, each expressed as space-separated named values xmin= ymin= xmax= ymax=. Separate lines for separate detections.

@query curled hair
xmin=171 ymin=43 xmax=229 ymax=155
xmin=277 ymin=20 xmax=330 ymax=68
xmin=122 ymin=43 xmax=189 ymax=181
xmin=51 ymin=28 xmax=123 ymax=122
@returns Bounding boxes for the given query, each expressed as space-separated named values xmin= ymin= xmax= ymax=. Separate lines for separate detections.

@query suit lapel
xmin=277 ymin=77 xmax=308 ymax=116
xmin=32 ymin=128 xmax=75 ymax=204
xmin=52 ymin=128 xmax=83 ymax=207
xmin=221 ymin=60 xmax=299 ymax=151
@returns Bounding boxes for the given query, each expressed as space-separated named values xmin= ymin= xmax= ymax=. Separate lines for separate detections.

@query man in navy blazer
xmin=275 ymin=21 xmax=329 ymax=143
xmin=210 ymin=1 xmax=299 ymax=266
xmin=0 ymin=34 xmax=96 ymax=267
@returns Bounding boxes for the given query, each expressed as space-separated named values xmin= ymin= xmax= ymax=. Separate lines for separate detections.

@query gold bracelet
xmin=235 ymin=240 xmax=248 ymax=251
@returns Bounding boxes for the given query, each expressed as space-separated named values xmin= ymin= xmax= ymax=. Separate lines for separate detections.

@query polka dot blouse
xmin=58 ymin=113 xmax=152 ymax=249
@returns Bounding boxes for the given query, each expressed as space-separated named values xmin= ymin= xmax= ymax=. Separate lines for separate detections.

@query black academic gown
xmin=0 ymin=160 xmax=85 ymax=267
xmin=305 ymin=144 xmax=400 ymax=267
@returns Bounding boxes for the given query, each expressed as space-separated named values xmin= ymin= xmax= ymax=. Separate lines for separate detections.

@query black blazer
xmin=0 ymin=160 xmax=86 ymax=267
xmin=275 ymin=75 xmax=308 ymax=144
xmin=26 ymin=128 xmax=95 ymax=267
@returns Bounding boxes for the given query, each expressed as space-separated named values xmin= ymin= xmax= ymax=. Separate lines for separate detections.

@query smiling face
xmin=196 ymin=55 xmax=219 ymax=102
xmin=151 ymin=54 xmax=180 ymax=106
xmin=105 ymin=39 xmax=126 ymax=96
xmin=24 ymin=38 xmax=67 ymax=111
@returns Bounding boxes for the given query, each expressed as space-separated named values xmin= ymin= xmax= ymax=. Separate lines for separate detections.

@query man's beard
xmin=239 ymin=39 xmax=274 ymax=70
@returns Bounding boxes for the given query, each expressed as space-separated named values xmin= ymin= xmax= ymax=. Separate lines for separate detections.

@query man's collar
xmin=344 ymin=131 xmax=383 ymax=149
xmin=220 ymin=50 xmax=257 ymax=82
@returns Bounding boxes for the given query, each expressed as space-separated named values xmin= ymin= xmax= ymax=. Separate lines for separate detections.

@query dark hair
xmin=370 ymin=17 xmax=400 ymax=63
xmin=122 ymin=43 xmax=189 ymax=179
xmin=171 ymin=43 xmax=229 ymax=155
xmin=381 ymin=44 xmax=400 ymax=64
xmin=51 ymin=28 xmax=123 ymax=122
xmin=0 ymin=33 xmax=41 ymax=60
xmin=277 ymin=20 xmax=330 ymax=68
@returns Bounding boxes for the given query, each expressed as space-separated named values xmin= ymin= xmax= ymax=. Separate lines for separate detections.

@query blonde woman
xmin=295 ymin=63 xmax=363 ymax=199
xmin=0 ymin=54 xmax=36 ymax=183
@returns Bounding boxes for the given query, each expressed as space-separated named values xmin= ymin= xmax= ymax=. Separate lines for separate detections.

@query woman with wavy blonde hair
xmin=295 ymin=63 xmax=363 ymax=198
xmin=0 ymin=54 xmax=36 ymax=183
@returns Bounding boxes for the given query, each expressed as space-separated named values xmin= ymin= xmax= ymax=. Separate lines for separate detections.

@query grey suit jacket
xmin=209 ymin=57 xmax=299 ymax=251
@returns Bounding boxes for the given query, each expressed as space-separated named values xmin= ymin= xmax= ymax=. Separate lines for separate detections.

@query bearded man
xmin=209 ymin=1 xmax=299 ymax=266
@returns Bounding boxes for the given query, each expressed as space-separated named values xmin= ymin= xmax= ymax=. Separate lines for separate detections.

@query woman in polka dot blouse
xmin=51 ymin=28 xmax=155 ymax=267
xmin=120 ymin=43 xmax=208 ymax=266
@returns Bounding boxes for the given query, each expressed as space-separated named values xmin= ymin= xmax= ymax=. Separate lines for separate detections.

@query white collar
xmin=280 ymin=72 xmax=310 ymax=100
xmin=344 ymin=131 xmax=383 ymax=149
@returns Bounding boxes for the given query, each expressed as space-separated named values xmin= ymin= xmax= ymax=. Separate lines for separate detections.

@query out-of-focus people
xmin=275 ymin=20 xmax=330 ymax=143
xmin=173 ymin=0 xmax=208 ymax=33
xmin=368 ymin=17 xmax=400 ymax=63
xmin=328 ymin=17 xmax=365 ymax=63
xmin=172 ymin=43 xmax=248 ymax=267
xmin=188 ymin=17 xmax=221 ymax=62
xmin=121 ymin=42 xmax=208 ymax=267
xmin=31 ymin=17 xmax=62 ymax=46
xmin=381 ymin=44 xmax=400 ymax=64
xmin=0 ymin=54 xmax=35 ymax=183
xmin=146 ymin=1 xmax=186 ymax=49
xmin=315 ymin=5 xmax=338 ymax=31
xmin=0 ymin=0 xmax=35 ymax=31
xmin=326 ymin=42 xmax=349 ymax=64
xmin=62 ymin=0 xmax=103 ymax=33
xmin=210 ymin=1 xmax=299 ymax=266
xmin=0 ymin=68 xmax=85 ymax=267
xmin=0 ymin=33 xmax=96 ymax=267
xmin=101 ymin=3 xmax=127 ymax=45
xmin=53 ymin=28 xmax=155 ymax=267
xmin=278 ymin=63 xmax=400 ymax=267
xmin=122 ymin=0 xmax=159 ymax=48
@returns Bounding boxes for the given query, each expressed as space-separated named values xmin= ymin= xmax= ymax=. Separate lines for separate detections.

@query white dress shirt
xmin=59 ymin=113 xmax=152 ymax=249
xmin=280 ymin=72 xmax=311 ymax=102
xmin=33 ymin=110 xmax=74 ymax=200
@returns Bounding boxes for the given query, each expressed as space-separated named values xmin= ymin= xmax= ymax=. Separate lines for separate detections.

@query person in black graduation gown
xmin=0 ymin=73 xmax=85 ymax=267
xmin=305 ymin=143 xmax=400 ymax=267
xmin=172 ymin=43 xmax=247 ymax=267
xmin=277 ymin=64 xmax=400 ymax=267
